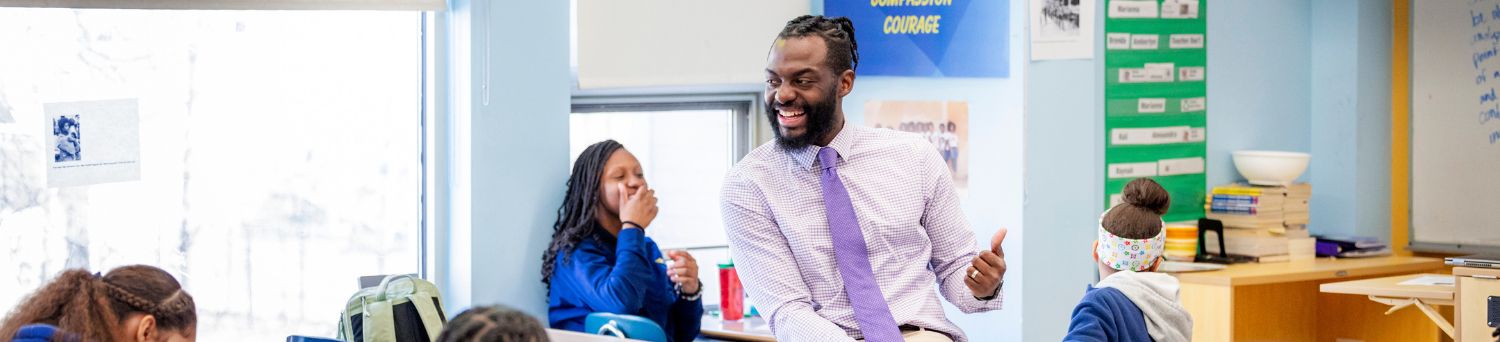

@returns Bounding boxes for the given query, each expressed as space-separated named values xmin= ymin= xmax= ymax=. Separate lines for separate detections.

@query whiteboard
xmin=1411 ymin=0 xmax=1500 ymax=250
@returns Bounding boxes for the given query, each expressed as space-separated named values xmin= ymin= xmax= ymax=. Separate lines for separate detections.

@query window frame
xmin=569 ymin=91 xmax=764 ymax=249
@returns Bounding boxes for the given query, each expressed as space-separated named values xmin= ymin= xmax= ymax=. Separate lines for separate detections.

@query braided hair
xmin=541 ymin=139 xmax=625 ymax=287
xmin=777 ymin=15 xmax=860 ymax=74
xmin=0 ymin=265 xmax=197 ymax=341
xmin=436 ymin=305 xmax=547 ymax=342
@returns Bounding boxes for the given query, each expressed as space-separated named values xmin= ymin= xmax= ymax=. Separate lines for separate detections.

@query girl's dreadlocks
xmin=541 ymin=139 xmax=624 ymax=287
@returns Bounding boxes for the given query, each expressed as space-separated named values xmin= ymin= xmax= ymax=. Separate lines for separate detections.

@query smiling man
xmin=720 ymin=15 xmax=1009 ymax=342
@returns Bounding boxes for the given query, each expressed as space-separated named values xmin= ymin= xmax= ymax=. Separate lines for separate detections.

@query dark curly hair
xmin=777 ymin=15 xmax=860 ymax=74
xmin=0 ymin=265 xmax=196 ymax=341
xmin=541 ymin=139 xmax=625 ymax=287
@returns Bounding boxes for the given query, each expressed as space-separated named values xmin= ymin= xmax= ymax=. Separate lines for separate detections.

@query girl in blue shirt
xmin=542 ymin=140 xmax=703 ymax=342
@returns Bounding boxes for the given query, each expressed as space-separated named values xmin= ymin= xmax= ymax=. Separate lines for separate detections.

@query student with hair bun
xmin=1 ymin=265 xmax=196 ymax=342
xmin=1064 ymin=178 xmax=1192 ymax=342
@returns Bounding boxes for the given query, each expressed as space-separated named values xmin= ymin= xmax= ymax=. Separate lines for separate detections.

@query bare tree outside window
xmin=0 ymin=9 xmax=423 ymax=340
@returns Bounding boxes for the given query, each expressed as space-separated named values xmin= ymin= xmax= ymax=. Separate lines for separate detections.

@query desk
xmin=1455 ymin=267 xmax=1500 ymax=342
xmin=1320 ymin=273 xmax=1456 ymax=338
xmin=1173 ymin=256 xmax=1444 ymax=341
xmin=700 ymin=315 xmax=775 ymax=342
xmin=548 ymin=328 xmax=645 ymax=342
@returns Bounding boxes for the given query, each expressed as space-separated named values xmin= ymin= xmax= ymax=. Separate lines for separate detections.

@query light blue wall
xmin=1019 ymin=0 xmax=1392 ymax=340
xmin=1206 ymin=1 xmax=1313 ymax=187
xmin=1310 ymin=0 xmax=1393 ymax=238
xmin=439 ymin=0 xmax=571 ymax=318
xmin=1020 ymin=55 xmax=1103 ymax=342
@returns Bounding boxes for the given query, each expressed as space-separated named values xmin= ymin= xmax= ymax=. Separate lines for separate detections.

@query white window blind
xmin=575 ymin=0 xmax=807 ymax=89
xmin=0 ymin=0 xmax=441 ymax=11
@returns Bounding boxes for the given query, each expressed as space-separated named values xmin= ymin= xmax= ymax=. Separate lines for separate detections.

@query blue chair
xmin=286 ymin=336 xmax=342 ymax=342
xmin=584 ymin=312 xmax=667 ymax=342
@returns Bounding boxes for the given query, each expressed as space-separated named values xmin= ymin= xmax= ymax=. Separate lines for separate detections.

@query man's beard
xmin=767 ymin=84 xmax=839 ymax=150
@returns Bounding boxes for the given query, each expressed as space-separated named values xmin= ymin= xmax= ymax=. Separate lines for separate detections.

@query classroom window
xmin=569 ymin=100 xmax=752 ymax=249
xmin=0 ymin=8 xmax=425 ymax=340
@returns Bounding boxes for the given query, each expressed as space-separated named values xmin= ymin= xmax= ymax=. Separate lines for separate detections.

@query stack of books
xmin=1202 ymin=183 xmax=1314 ymax=261
xmin=1282 ymin=184 xmax=1311 ymax=231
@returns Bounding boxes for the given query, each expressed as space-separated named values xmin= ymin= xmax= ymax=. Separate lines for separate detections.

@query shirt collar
xmin=788 ymin=121 xmax=859 ymax=172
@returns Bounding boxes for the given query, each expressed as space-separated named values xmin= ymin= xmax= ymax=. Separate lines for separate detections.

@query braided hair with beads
xmin=776 ymin=15 xmax=860 ymax=74
xmin=435 ymin=305 xmax=547 ymax=342
xmin=0 ymin=265 xmax=196 ymax=341
xmin=541 ymin=139 xmax=625 ymax=288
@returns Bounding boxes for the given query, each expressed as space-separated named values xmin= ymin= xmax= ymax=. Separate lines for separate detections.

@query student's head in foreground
xmin=0 ymin=265 xmax=196 ymax=342
xmin=1094 ymin=178 xmax=1170 ymax=278
xmin=437 ymin=305 xmax=549 ymax=342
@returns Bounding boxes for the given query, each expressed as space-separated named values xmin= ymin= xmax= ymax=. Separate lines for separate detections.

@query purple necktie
xmin=818 ymin=147 xmax=902 ymax=342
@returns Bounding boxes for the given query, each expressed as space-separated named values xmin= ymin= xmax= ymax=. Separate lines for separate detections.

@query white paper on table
xmin=1397 ymin=275 xmax=1456 ymax=287
xmin=45 ymin=99 xmax=141 ymax=188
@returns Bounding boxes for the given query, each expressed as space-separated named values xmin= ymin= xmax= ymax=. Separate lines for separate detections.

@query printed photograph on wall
xmin=45 ymin=99 xmax=141 ymax=187
xmin=865 ymin=100 xmax=970 ymax=191
xmin=1030 ymin=0 xmax=1095 ymax=60
xmin=1039 ymin=0 xmax=1081 ymax=38
xmin=52 ymin=115 xmax=81 ymax=162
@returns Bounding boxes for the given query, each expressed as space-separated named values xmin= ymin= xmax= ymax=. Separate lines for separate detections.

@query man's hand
xmin=964 ymin=227 xmax=1008 ymax=299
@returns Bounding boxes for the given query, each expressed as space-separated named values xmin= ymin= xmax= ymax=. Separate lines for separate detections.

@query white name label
xmin=1180 ymin=97 xmax=1206 ymax=112
xmin=1131 ymin=34 xmax=1160 ymax=50
xmin=1112 ymin=126 xmax=1194 ymax=145
xmin=1109 ymin=162 xmax=1160 ymax=178
xmin=1178 ymin=67 xmax=1205 ymax=81
xmin=1169 ymin=34 xmax=1204 ymax=49
xmin=1160 ymin=0 xmax=1200 ymax=19
xmin=1120 ymin=63 xmax=1175 ymax=83
xmin=1109 ymin=1 xmax=1159 ymax=19
xmin=1138 ymin=98 xmax=1167 ymax=113
xmin=1107 ymin=33 xmax=1132 ymax=50
xmin=1158 ymin=157 xmax=1205 ymax=176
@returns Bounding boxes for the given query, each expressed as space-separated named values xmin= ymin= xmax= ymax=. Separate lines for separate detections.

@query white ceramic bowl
xmin=1231 ymin=150 xmax=1310 ymax=186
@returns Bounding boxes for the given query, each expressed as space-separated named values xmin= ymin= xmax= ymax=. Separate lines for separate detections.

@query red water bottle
xmin=719 ymin=261 xmax=744 ymax=321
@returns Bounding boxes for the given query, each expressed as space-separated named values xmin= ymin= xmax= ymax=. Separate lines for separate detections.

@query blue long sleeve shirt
xmin=548 ymin=228 xmax=703 ymax=342
xmin=1063 ymin=285 xmax=1153 ymax=342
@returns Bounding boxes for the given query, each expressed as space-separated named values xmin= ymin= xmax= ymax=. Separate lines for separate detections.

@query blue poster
xmin=825 ymin=0 xmax=1010 ymax=78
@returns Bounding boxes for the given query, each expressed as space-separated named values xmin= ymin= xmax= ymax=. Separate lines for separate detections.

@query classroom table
xmin=1173 ymin=255 xmax=1445 ymax=341
xmin=1320 ymin=273 xmax=1456 ymax=339
xmin=699 ymin=314 xmax=775 ymax=342
xmin=1454 ymin=266 xmax=1500 ymax=342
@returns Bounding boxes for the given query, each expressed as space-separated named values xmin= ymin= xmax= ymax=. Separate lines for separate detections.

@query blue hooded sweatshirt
xmin=1064 ymin=271 xmax=1193 ymax=342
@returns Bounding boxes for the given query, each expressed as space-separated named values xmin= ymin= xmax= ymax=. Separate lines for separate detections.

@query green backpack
xmin=338 ymin=274 xmax=448 ymax=342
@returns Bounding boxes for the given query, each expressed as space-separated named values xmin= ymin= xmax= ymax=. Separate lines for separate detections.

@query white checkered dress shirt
xmin=720 ymin=124 xmax=1002 ymax=341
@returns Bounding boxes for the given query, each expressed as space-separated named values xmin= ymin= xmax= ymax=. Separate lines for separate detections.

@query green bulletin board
xmin=1103 ymin=0 xmax=1207 ymax=223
